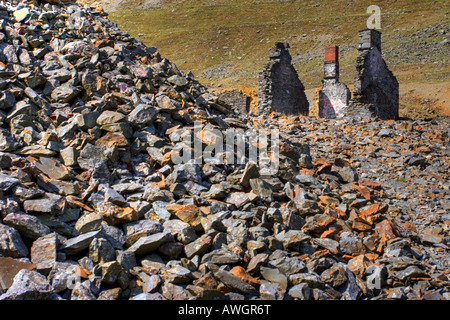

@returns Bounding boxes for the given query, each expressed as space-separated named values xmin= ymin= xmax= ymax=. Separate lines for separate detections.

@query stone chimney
xmin=358 ymin=29 xmax=382 ymax=53
xmin=318 ymin=45 xmax=350 ymax=119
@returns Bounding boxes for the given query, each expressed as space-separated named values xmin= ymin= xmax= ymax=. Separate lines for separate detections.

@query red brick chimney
xmin=324 ymin=45 xmax=339 ymax=82
xmin=324 ymin=45 xmax=339 ymax=63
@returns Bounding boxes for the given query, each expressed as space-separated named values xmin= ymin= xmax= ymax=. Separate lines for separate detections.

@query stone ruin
xmin=318 ymin=45 xmax=351 ymax=118
xmin=216 ymin=89 xmax=250 ymax=114
xmin=257 ymin=42 xmax=309 ymax=116
xmin=348 ymin=29 xmax=399 ymax=120
xmin=258 ymin=30 xmax=399 ymax=120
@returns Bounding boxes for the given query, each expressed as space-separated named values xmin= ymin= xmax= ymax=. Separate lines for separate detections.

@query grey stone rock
xmin=0 ymin=223 xmax=29 ymax=258
xmin=126 ymin=232 xmax=173 ymax=255
xmin=168 ymin=75 xmax=189 ymax=89
xmin=77 ymin=143 xmax=106 ymax=170
xmin=51 ymin=82 xmax=82 ymax=103
xmin=378 ymin=129 xmax=392 ymax=137
xmin=240 ymin=161 xmax=260 ymax=188
xmin=163 ymin=219 xmax=198 ymax=244
xmin=275 ymin=230 xmax=311 ymax=250
xmin=249 ymin=226 xmax=270 ymax=240
xmin=212 ymin=232 xmax=228 ymax=250
xmin=260 ymin=266 xmax=288 ymax=289
xmin=97 ymin=111 xmax=126 ymax=125
xmin=259 ymin=282 xmax=285 ymax=300
xmin=307 ymin=257 xmax=334 ymax=274
xmin=162 ymin=265 xmax=192 ymax=284
xmin=13 ymin=185 xmax=45 ymax=201
xmin=166 ymin=163 xmax=202 ymax=185
xmin=340 ymin=264 xmax=361 ymax=300
xmin=247 ymin=253 xmax=269 ymax=275
xmin=143 ymin=184 xmax=167 ymax=202
xmin=215 ymin=270 xmax=257 ymax=295
xmin=97 ymin=288 xmax=122 ymax=300
xmin=141 ymin=274 xmax=162 ymax=293
xmin=0 ymin=269 xmax=53 ymax=300
xmin=383 ymin=240 xmax=414 ymax=258
xmin=0 ymin=153 xmax=12 ymax=169
xmin=56 ymin=121 xmax=78 ymax=141
xmin=200 ymin=184 xmax=228 ymax=200
xmin=201 ymin=249 xmax=242 ymax=265
xmin=224 ymin=192 xmax=251 ymax=209
xmin=407 ymin=157 xmax=426 ymax=167
xmin=104 ymin=188 xmax=126 ymax=206
xmin=288 ymin=283 xmax=312 ymax=300
xmin=269 ymin=254 xmax=307 ymax=275
xmin=339 ymin=232 xmax=365 ymax=255
xmin=338 ymin=167 xmax=358 ymax=183
xmin=313 ymin=238 xmax=340 ymax=254
xmin=30 ymin=233 xmax=58 ymax=273
xmin=130 ymin=292 xmax=167 ymax=300
xmin=249 ymin=178 xmax=274 ymax=202
xmin=295 ymin=174 xmax=319 ymax=186
xmin=60 ymin=230 xmax=102 ymax=255
xmin=74 ymin=212 xmax=104 ymax=234
xmin=152 ymin=201 xmax=172 ymax=221
xmin=312 ymin=288 xmax=332 ymax=300
xmin=320 ymin=263 xmax=347 ymax=288
xmin=3 ymin=213 xmax=51 ymax=240
xmin=75 ymin=112 xmax=99 ymax=130
xmin=394 ymin=266 xmax=428 ymax=281
xmin=161 ymin=282 xmax=190 ymax=300
xmin=0 ymin=90 xmax=15 ymax=110
xmin=23 ymin=197 xmax=65 ymax=216
xmin=89 ymin=238 xmax=116 ymax=265
xmin=0 ymin=173 xmax=19 ymax=193
xmin=47 ymin=262 xmax=78 ymax=293
xmin=293 ymin=199 xmax=320 ymax=217
xmin=128 ymin=104 xmax=157 ymax=129
xmin=100 ymin=261 xmax=122 ymax=285
xmin=289 ymin=272 xmax=325 ymax=289
xmin=70 ymin=280 xmax=97 ymax=300
xmin=156 ymin=95 xmax=181 ymax=111
xmin=124 ymin=220 xmax=164 ymax=246
xmin=184 ymin=235 xmax=212 ymax=259
xmin=81 ymin=73 xmax=109 ymax=97
xmin=116 ymin=251 xmax=137 ymax=271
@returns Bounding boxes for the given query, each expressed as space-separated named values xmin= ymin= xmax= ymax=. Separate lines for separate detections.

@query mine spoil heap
xmin=0 ymin=1 xmax=449 ymax=301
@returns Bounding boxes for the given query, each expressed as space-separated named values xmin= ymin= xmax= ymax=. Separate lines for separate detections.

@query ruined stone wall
xmin=258 ymin=42 xmax=309 ymax=116
xmin=350 ymin=29 xmax=399 ymax=120
xmin=216 ymin=90 xmax=250 ymax=115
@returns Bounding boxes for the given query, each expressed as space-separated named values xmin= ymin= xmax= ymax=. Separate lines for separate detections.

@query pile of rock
xmin=0 ymin=0 xmax=448 ymax=301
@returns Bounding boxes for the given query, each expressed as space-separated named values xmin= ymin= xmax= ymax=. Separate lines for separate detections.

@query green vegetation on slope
xmin=104 ymin=0 xmax=449 ymax=117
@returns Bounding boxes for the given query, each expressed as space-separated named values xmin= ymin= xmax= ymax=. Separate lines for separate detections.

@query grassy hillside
xmin=81 ymin=0 xmax=449 ymax=117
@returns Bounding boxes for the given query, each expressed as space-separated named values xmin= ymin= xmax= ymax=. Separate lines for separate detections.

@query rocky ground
xmin=0 ymin=0 xmax=448 ymax=301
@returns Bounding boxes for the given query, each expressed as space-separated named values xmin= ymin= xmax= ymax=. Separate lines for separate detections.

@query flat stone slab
xmin=28 ymin=156 xmax=70 ymax=180
xmin=126 ymin=232 xmax=173 ymax=255
xmin=59 ymin=230 xmax=102 ymax=255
